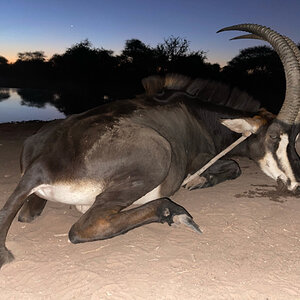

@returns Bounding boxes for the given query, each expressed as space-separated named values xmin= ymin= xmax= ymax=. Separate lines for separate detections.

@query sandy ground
xmin=0 ymin=121 xmax=299 ymax=300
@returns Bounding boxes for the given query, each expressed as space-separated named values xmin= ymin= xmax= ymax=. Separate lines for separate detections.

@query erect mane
xmin=142 ymin=73 xmax=261 ymax=113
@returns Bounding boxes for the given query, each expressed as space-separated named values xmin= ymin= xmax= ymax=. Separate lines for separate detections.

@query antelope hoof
xmin=158 ymin=199 xmax=202 ymax=234
xmin=18 ymin=213 xmax=36 ymax=223
xmin=172 ymin=214 xmax=202 ymax=234
xmin=0 ymin=246 xmax=14 ymax=269
xmin=183 ymin=176 xmax=207 ymax=191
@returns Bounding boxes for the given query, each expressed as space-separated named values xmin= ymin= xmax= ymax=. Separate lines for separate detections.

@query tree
xmin=156 ymin=36 xmax=189 ymax=61
xmin=154 ymin=36 xmax=206 ymax=76
xmin=119 ymin=39 xmax=158 ymax=81
xmin=122 ymin=39 xmax=152 ymax=62
xmin=156 ymin=36 xmax=206 ymax=62
xmin=49 ymin=39 xmax=117 ymax=84
xmin=0 ymin=88 xmax=10 ymax=101
xmin=17 ymin=51 xmax=46 ymax=62
xmin=0 ymin=56 xmax=9 ymax=80
xmin=11 ymin=51 xmax=49 ymax=83
xmin=221 ymin=45 xmax=287 ymax=113
xmin=225 ymin=46 xmax=282 ymax=75
xmin=0 ymin=56 xmax=8 ymax=65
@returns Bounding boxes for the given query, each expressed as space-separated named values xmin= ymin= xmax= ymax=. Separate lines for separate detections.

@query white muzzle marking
xmin=259 ymin=133 xmax=299 ymax=191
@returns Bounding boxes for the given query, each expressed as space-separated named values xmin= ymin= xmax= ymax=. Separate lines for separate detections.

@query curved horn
xmin=281 ymin=35 xmax=300 ymax=124
xmin=230 ymin=33 xmax=264 ymax=41
xmin=218 ymin=24 xmax=300 ymax=125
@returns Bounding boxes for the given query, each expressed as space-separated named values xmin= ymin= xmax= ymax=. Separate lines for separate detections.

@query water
xmin=0 ymin=88 xmax=65 ymax=123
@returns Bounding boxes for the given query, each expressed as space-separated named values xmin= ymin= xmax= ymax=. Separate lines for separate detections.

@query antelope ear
xmin=221 ymin=116 xmax=266 ymax=134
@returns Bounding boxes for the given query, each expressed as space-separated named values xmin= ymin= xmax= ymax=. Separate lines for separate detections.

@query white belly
xmin=30 ymin=183 xmax=162 ymax=214
xmin=31 ymin=182 xmax=103 ymax=206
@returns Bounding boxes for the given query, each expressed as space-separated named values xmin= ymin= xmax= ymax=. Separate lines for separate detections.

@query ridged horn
xmin=230 ymin=34 xmax=264 ymax=41
xmin=281 ymin=35 xmax=300 ymax=124
xmin=218 ymin=24 xmax=300 ymax=125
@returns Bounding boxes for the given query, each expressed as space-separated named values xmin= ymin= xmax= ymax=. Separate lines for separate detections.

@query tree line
xmin=0 ymin=37 xmax=298 ymax=113
xmin=0 ymin=37 xmax=210 ymax=93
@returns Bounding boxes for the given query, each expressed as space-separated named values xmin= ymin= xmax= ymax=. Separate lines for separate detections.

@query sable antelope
xmin=0 ymin=24 xmax=299 ymax=268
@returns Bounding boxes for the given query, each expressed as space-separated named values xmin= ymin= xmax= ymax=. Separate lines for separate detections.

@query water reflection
xmin=52 ymin=89 xmax=110 ymax=115
xmin=0 ymin=88 xmax=64 ymax=123
xmin=0 ymin=87 xmax=111 ymax=123
xmin=0 ymin=88 xmax=10 ymax=101
xmin=17 ymin=88 xmax=56 ymax=108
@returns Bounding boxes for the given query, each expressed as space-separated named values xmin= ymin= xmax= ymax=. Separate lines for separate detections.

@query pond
xmin=0 ymin=88 xmax=66 ymax=123
xmin=0 ymin=87 xmax=111 ymax=124
xmin=0 ymin=88 xmax=65 ymax=123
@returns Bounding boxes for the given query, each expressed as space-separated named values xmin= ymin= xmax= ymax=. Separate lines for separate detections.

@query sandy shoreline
xmin=0 ymin=121 xmax=299 ymax=299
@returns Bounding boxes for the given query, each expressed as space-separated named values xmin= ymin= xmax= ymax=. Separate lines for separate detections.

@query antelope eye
xmin=269 ymin=134 xmax=279 ymax=140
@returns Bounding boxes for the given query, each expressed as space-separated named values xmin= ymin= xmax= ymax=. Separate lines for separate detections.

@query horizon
xmin=1 ymin=0 xmax=300 ymax=67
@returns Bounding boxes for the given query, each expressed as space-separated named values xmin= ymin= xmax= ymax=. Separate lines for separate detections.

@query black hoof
xmin=18 ymin=213 xmax=36 ymax=223
xmin=0 ymin=246 xmax=14 ymax=269
xmin=172 ymin=214 xmax=202 ymax=234
xmin=18 ymin=210 xmax=41 ymax=223
xmin=158 ymin=198 xmax=202 ymax=234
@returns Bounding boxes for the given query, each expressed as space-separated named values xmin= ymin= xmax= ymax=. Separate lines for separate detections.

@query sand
xmin=0 ymin=121 xmax=299 ymax=300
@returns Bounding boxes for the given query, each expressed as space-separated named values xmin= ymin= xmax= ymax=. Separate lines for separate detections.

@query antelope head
xmin=218 ymin=24 xmax=300 ymax=192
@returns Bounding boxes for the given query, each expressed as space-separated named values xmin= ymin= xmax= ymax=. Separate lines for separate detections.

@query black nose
xmin=294 ymin=185 xmax=300 ymax=195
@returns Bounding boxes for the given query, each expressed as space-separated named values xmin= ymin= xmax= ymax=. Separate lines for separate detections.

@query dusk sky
xmin=1 ymin=0 xmax=300 ymax=66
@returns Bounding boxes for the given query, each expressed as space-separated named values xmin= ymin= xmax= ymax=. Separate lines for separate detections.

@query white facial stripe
xmin=259 ymin=133 xmax=299 ymax=191
xmin=276 ymin=133 xmax=298 ymax=189
xmin=259 ymin=152 xmax=287 ymax=181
